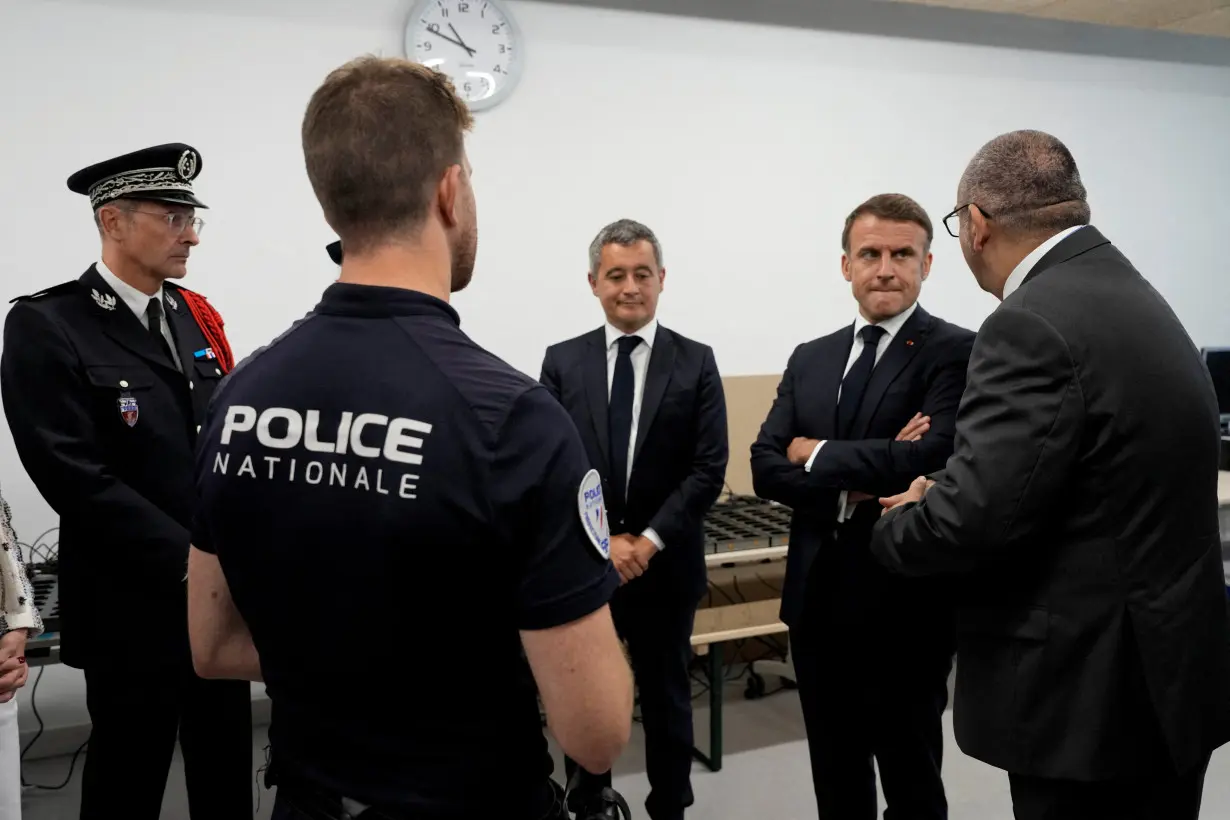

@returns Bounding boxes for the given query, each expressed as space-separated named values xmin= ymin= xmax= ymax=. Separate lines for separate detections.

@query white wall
xmin=2 ymin=0 xmax=1229 ymax=757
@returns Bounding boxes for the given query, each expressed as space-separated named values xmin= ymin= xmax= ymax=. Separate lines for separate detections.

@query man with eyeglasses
xmin=0 ymin=143 xmax=253 ymax=820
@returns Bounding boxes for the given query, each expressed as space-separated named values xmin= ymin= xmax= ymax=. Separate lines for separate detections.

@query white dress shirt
xmin=1002 ymin=225 xmax=1084 ymax=301
xmin=805 ymin=301 xmax=919 ymax=522
xmin=96 ymin=261 xmax=183 ymax=372
xmin=604 ymin=319 xmax=665 ymax=551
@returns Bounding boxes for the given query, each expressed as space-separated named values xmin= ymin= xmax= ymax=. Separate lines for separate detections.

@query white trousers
xmin=0 ymin=697 xmax=21 ymax=820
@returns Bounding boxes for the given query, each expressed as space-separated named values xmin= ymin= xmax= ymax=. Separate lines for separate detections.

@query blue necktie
xmin=608 ymin=335 xmax=643 ymax=507
xmin=837 ymin=324 xmax=887 ymax=438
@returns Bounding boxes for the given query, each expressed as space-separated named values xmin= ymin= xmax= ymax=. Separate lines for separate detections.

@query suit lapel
xmin=631 ymin=327 xmax=676 ymax=469
xmin=162 ymin=287 xmax=202 ymax=376
xmin=582 ymin=330 xmax=612 ymax=472
xmin=850 ymin=306 xmax=931 ymax=439
xmin=79 ymin=266 xmax=178 ymax=373
xmin=819 ymin=326 xmax=854 ymax=441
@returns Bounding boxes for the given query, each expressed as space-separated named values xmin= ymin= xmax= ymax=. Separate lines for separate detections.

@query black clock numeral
xmin=423 ymin=41 xmax=433 ymax=51
xmin=458 ymin=2 xmax=470 ymax=11
xmin=464 ymin=81 xmax=473 ymax=92
xmin=440 ymin=7 xmax=449 ymax=17
xmin=493 ymin=65 xmax=503 ymax=74
xmin=428 ymin=22 xmax=440 ymax=32
xmin=492 ymin=24 xmax=501 ymax=33
xmin=498 ymin=44 xmax=506 ymax=53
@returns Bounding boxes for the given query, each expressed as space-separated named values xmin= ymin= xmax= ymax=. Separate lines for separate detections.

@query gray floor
xmin=19 ymin=675 xmax=1230 ymax=819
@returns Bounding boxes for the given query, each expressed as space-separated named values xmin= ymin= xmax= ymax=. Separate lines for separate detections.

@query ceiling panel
xmin=877 ymin=0 xmax=1230 ymax=37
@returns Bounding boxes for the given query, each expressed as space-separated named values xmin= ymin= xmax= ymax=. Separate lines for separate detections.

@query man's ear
xmin=588 ymin=273 xmax=600 ymax=296
xmin=921 ymin=251 xmax=933 ymax=281
xmin=437 ymin=164 xmax=464 ymax=229
xmin=841 ymin=253 xmax=853 ymax=283
xmin=969 ymin=205 xmax=991 ymax=252
xmin=657 ymin=266 xmax=666 ymax=290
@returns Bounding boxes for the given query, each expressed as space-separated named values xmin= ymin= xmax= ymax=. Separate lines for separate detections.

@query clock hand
xmin=447 ymin=23 xmax=477 ymax=56
xmin=428 ymin=26 xmax=476 ymax=57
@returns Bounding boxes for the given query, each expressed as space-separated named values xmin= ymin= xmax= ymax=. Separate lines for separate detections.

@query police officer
xmin=186 ymin=56 xmax=634 ymax=820
xmin=0 ymin=143 xmax=254 ymax=819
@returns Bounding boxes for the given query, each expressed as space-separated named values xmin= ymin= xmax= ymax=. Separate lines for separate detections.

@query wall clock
xmin=404 ymin=0 xmax=525 ymax=112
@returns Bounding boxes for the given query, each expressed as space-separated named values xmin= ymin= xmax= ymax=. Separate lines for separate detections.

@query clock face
xmin=405 ymin=0 xmax=524 ymax=111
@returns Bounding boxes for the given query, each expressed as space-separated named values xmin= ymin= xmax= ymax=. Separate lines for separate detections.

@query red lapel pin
xmin=905 ymin=339 xmax=915 ymax=346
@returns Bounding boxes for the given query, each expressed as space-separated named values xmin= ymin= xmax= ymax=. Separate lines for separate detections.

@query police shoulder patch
xmin=577 ymin=468 xmax=610 ymax=561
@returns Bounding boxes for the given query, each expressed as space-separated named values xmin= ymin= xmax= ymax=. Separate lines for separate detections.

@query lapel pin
xmin=905 ymin=339 xmax=914 ymax=346
xmin=165 ymin=292 xmax=178 ymax=311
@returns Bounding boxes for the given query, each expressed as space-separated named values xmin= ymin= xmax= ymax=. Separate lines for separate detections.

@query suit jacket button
xmin=189 ymin=381 xmax=194 ymax=390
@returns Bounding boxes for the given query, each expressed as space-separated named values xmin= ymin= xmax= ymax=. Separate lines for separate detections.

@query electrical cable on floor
xmin=19 ymin=665 xmax=89 ymax=790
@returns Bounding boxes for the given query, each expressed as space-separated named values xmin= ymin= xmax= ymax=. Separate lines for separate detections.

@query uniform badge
xmin=177 ymin=148 xmax=199 ymax=181
xmin=577 ymin=469 xmax=610 ymax=560
xmin=165 ymin=292 xmax=178 ymax=311
xmin=91 ymin=289 xmax=116 ymax=311
xmin=117 ymin=394 xmax=139 ymax=427
xmin=193 ymin=347 xmax=217 ymax=360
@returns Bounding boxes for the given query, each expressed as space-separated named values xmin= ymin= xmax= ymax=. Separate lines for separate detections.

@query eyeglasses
xmin=128 ymin=209 xmax=205 ymax=237
xmin=941 ymin=203 xmax=995 ymax=238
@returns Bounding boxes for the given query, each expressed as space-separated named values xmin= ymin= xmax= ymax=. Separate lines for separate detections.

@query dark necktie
xmin=146 ymin=297 xmax=175 ymax=363
xmin=608 ymin=334 xmax=643 ymax=508
xmin=837 ymin=324 xmax=887 ymax=438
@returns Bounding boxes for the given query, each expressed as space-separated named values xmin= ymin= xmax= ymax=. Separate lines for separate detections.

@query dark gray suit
xmin=871 ymin=226 xmax=1230 ymax=819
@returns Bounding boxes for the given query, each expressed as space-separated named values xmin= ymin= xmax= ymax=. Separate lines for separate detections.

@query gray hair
xmin=93 ymin=198 xmax=136 ymax=233
xmin=588 ymin=218 xmax=663 ymax=275
xmin=958 ymin=130 xmax=1091 ymax=237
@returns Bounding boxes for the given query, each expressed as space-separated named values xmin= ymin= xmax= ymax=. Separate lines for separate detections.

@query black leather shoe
xmin=575 ymin=787 xmax=633 ymax=820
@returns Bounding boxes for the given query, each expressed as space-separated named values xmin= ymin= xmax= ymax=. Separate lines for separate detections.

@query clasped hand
xmin=609 ymin=534 xmax=656 ymax=585
xmin=0 ymin=629 xmax=29 ymax=703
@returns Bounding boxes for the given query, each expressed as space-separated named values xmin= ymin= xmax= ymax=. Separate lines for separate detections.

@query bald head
xmin=958 ymin=130 xmax=1091 ymax=238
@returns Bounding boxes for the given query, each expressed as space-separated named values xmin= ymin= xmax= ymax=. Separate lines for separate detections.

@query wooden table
xmin=689 ymin=546 xmax=789 ymax=772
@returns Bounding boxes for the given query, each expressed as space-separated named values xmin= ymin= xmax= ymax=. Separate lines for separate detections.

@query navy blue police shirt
xmin=192 ymin=283 xmax=620 ymax=816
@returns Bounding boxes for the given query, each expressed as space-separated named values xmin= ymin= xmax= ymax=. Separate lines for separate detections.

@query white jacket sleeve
xmin=0 ymin=489 xmax=43 ymax=638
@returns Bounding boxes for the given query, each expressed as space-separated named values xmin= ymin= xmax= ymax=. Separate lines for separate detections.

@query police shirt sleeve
xmin=491 ymin=386 xmax=619 ymax=630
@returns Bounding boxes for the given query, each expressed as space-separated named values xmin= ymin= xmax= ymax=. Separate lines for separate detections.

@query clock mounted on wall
xmin=404 ymin=0 xmax=525 ymax=112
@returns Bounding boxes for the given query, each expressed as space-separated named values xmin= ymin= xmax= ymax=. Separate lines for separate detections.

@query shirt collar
xmin=853 ymin=300 xmax=917 ymax=341
xmin=96 ymin=259 xmax=163 ymax=319
xmin=313 ymin=282 xmax=460 ymax=325
xmin=605 ymin=317 xmax=658 ymax=350
xmin=1002 ymin=225 xmax=1084 ymax=300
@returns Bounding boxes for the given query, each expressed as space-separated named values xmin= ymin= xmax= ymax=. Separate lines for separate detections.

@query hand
xmin=609 ymin=534 xmax=655 ymax=584
xmin=879 ymin=476 xmax=934 ymax=515
xmin=896 ymin=412 xmax=931 ymax=442
xmin=787 ymin=437 xmax=821 ymax=466
xmin=0 ymin=630 xmax=29 ymax=701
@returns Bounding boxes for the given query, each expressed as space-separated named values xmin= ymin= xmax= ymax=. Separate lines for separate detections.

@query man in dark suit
xmin=751 ymin=193 xmax=975 ymax=820
xmin=539 ymin=218 xmax=728 ymax=820
xmin=0 ymin=144 xmax=253 ymax=820
xmin=874 ymin=130 xmax=1230 ymax=820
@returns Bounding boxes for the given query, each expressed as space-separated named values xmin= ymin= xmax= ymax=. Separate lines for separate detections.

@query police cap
xmin=67 ymin=143 xmax=208 ymax=210
xmin=326 ymin=240 xmax=343 ymax=265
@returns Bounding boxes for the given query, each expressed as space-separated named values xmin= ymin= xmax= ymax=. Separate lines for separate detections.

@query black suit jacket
xmin=872 ymin=226 xmax=1230 ymax=780
xmin=750 ymin=305 xmax=975 ymax=627
xmin=1 ymin=265 xmax=228 ymax=668
xmin=539 ymin=326 xmax=728 ymax=600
